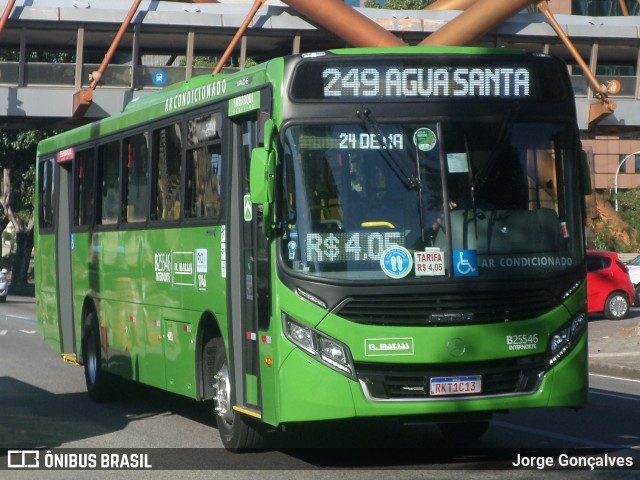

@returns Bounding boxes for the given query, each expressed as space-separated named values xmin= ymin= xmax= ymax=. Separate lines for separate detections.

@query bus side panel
xmin=99 ymin=231 xmax=139 ymax=379
xmin=137 ymin=303 xmax=166 ymax=389
xmin=35 ymin=233 xmax=62 ymax=352
xmin=162 ymin=312 xmax=197 ymax=397
xmin=139 ymin=225 xmax=228 ymax=397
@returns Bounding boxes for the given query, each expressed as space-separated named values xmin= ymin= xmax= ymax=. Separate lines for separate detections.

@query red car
xmin=586 ymin=250 xmax=635 ymax=320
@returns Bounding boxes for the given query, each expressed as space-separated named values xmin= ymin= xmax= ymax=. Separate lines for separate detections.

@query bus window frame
xmin=95 ymin=139 xmax=122 ymax=230
xmin=150 ymin=121 xmax=185 ymax=225
xmin=122 ymin=130 xmax=151 ymax=225
xmin=183 ymin=110 xmax=225 ymax=225
xmin=72 ymin=146 xmax=97 ymax=232
xmin=37 ymin=156 xmax=57 ymax=234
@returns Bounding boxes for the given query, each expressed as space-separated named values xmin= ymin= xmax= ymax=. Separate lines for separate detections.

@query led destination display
xmin=322 ymin=66 xmax=530 ymax=98
xmin=290 ymin=55 xmax=567 ymax=101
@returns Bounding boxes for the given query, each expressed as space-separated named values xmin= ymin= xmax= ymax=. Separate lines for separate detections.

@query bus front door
xmin=55 ymin=161 xmax=76 ymax=358
xmin=227 ymin=113 xmax=269 ymax=418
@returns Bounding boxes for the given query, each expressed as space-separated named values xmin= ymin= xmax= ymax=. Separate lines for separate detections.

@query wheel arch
xmin=79 ymin=295 xmax=99 ymax=364
xmin=195 ymin=310 xmax=224 ymax=401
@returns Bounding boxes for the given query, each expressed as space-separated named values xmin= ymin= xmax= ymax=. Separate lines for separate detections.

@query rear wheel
xmin=437 ymin=421 xmax=490 ymax=441
xmin=83 ymin=311 xmax=110 ymax=402
xmin=634 ymin=285 xmax=640 ymax=306
xmin=604 ymin=292 xmax=629 ymax=320
xmin=211 ymin=337 xmax=264 ymax=450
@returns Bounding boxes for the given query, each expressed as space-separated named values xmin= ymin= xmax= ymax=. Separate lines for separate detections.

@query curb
xmin=589 ymin=360 xmax=640 ymax=381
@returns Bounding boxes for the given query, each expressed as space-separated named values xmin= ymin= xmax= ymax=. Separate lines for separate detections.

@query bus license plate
xmin=429 ymin=375 xmax=482 ymax=396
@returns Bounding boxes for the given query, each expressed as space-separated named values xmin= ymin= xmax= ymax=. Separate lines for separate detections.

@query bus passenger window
xmin=185 ymin=145 xmax=222 ymax=219
xmin=123 ymin=133 xmax=149 ymax=223
xmin=74 ymin=149 xmax=95 ymax=226
xmin=38 ymin=158 xmax=55 ymax=229
xmin=152 ymin=123 xmax=183 ymax=221
xmin=98 ymin=141 xmax=121 ymax=225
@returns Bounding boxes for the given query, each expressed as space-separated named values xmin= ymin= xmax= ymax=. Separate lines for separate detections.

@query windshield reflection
xmin=279 ymin=121 xmax=581 ymax=281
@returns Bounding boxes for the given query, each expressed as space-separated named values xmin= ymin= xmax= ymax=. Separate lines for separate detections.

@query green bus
xmin=36 ymin=46 xmax=590 ymax=449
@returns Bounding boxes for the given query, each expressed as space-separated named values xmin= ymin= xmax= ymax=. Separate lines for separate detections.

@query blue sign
xmin=380 ymin=246 xmax=413 ymax=279
xmin=453 ymin=249 xmax=479 ymax=277
xmin=152 ymin=70 xmax=168 ymax=86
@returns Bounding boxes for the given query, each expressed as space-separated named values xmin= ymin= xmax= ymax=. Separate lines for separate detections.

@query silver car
xmin=626 ymin=255 xmax=640 ymax=305
xmin=0 ymin=268 xmax=7 ymax=302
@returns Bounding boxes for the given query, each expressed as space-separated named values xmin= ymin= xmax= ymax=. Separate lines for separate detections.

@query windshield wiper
xmin=356 ymin=106 xmax=429 ymax=244
xmin=356 ymin=106 xmax=419 ymax=191
xmin=463 ymin=133 xmax=479 ymax=241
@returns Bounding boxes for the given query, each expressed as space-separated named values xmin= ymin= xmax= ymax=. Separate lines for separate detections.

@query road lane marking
xmin=589 ymin=389 xmax=640 ymax=401
xmin=0 ymin=314 xmax=37 ymax=324
xmin=590 ymin=372 xmax=640 ymax=384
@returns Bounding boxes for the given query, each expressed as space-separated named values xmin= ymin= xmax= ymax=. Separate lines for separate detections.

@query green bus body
xmin=36 ymin=46 xmax=588 ymax=448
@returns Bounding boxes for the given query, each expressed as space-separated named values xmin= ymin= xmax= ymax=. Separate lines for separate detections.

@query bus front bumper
xmin=274 ymin=335 xmax=587 ymax=424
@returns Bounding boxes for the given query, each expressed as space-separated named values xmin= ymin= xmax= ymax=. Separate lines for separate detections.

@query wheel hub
xmin=213 ymin=365 xmax=235 ymax=425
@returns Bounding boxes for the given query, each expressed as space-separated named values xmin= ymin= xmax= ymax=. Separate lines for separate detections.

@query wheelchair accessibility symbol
xmin=380 ymin=246 xmax=413 ymax=279
xmin=453 ymin=249 xmax=479 ymax=277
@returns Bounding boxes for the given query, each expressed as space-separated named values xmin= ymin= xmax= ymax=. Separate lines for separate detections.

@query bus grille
xmin=356 ymin=355 xmax=545 ymax=401
xmin=334 ymin=289 xmax=557 ymax=326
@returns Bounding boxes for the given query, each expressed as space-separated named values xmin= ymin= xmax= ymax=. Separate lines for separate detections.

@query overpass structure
xmin=1 ymin=0 xmax=640 ymax=134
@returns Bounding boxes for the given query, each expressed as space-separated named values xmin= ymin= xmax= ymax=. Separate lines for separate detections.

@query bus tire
xmin=437 ymin=420 xmax=490 ymax=441
xmin=83 ymin=311 xmax=110 ymax=402
xmin=211 ymin=336 xmax=264 ymax=451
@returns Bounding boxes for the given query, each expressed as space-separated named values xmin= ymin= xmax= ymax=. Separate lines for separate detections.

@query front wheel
xmin=604 ymin=292 xmax=630 ymax=320
xmin=211 ymin=337 xmax=264 ymax=450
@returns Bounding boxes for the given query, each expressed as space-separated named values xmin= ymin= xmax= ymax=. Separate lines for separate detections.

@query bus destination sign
xmin=289 ymin=57 xmax=552 ymax=101
xmin=322 ymin=66 xmax=530 ymax=99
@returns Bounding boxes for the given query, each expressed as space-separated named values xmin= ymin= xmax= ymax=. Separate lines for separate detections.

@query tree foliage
xmin=0 ymin=129 xmax=53 ymax=291
xmin=587 ymin=188 xmax=640 ymax=252
xmin=618 ymin=187 xmax=640 ymax=232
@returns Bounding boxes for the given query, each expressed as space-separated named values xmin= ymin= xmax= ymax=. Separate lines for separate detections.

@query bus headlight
xmin=547 ymin=312 xmax=587 ymax=367
xmin=283 ymin=313 xmax=356 ymax=380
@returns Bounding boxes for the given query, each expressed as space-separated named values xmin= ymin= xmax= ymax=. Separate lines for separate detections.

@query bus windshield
xmin=280 ymin=119 xmax=582 ymax=281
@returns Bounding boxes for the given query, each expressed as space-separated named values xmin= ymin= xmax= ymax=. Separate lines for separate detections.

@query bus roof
xmin=36 ymin=46 xmax=539 ymax=156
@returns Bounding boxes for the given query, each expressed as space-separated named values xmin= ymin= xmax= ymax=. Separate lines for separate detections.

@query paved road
xmin=2 ymin=295 xmax=640 ymax=478
xmin=588 ymin=308 xmax=640 ymax=380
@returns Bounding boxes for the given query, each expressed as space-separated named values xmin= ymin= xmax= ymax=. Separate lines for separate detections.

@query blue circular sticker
xmin=380 ymin=246 xmax=413 ymax=279
xmin=152 ymin=70 xmax=168 ymax=86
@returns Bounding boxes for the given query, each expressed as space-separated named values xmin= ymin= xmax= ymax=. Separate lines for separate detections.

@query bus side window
xmin=185 ymin=145 xmax=222 ymax=219
xmin=74 ymin=149 xmax=96 ymax=227
xmin=152 ymin=123 xmax=183 ymax=221
xmin=97 ymin=141 xmax=121 ymax=225
xmin=38 ymin=158 xmax=55 ymax=229
xmin=123 ymin=133 xmax=150 ymax=223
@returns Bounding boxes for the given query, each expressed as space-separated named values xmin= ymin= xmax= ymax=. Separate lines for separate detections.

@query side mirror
xmin=263 ymin=118 xmax=275 ymax=146
xmin=249 ymin=147 xmax=275 ymax=205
